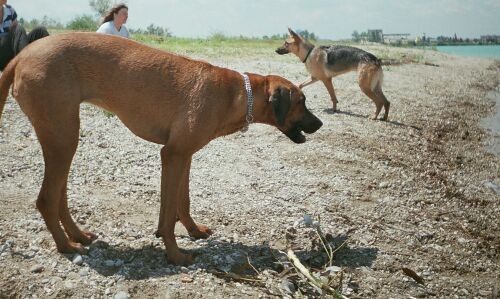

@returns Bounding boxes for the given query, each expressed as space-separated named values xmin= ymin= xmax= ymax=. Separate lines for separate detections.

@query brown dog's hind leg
xmin=157 ymin=147 xmax=193 ymax=265
xmin=177 ymin=158 xmax=213 ymax=239
xmin=32 ymin=106 xmax=87 ymax=254
xmin=322 ymin=79 xmax=339 ymax=111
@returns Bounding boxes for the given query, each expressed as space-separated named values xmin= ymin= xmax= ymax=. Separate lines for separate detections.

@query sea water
xmin=436 ymin=45 xmax=500 ymax=59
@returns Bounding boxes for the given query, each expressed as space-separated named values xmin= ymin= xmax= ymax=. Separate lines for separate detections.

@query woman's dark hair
xmin=100 ymin=3 xmax=128 ymax=25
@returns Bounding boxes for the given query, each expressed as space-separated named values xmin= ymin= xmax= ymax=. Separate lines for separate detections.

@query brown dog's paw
xmin=57 ymin=241 xmax=88 ymax=255
xmin=81 ymin=230 xmax=98 ymax=244
xmin=188 ymin=224 xmax=213 ymax=239
xmin=70 ymin=230 xmax=98 ymax=245
xmin=166 ymin=251 xmax=194 ymax=266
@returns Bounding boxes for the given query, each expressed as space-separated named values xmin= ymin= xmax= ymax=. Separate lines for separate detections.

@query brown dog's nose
xmin=302 ymin=112 xmax=323 ymax=134
xmin=312 ymin=118 xmax=323 ymax=132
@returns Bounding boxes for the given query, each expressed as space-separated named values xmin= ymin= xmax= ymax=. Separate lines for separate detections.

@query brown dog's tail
xmin=0 ymin=58 xmax=17 ymax=122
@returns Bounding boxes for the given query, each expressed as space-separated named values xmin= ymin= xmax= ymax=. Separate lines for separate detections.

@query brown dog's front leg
xmin=299 ymin=76 xmax=318 ymax=89
xmin=156 ymin=147 xmax=193 ymax=265
xmin=177 ymin=157 xmax=213 ymax=239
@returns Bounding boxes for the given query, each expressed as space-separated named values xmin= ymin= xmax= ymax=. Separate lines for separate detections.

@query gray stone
xmin=72 ymin=254 xmax=83 ymax=266
xmin=303 ymin=215 xmax=313 ymax=227
xmin=30 ymin=265 xmax=44 ymax=273
xmin=104 ymin=260 xmax=115 ymax=267
xmin=114 ymin=291 xmax=130 ymax=299
xmin=280 ymin=279 xmax=296 ymax=295
xmin=79 ymin=268 xmax=90 ymax=276
xmin=379 ymin=181 xmax=390 ymax=188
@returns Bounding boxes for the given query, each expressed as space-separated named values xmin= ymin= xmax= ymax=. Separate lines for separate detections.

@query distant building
xmin=383 ymin=33 xmax=410 ymax=45
xmin=415 ymin=33 xmax=437 ymax=45
xmin=367 ymin=29 xmax=384 ymax=43
xmin=480 ymin=35 xmax=500 ymax=43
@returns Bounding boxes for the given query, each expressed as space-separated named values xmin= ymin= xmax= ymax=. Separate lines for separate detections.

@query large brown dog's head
xmin=265 ymin=75 xmax=322 ymax=143
xmin=275 ymin=28 xmax=303 ymax=55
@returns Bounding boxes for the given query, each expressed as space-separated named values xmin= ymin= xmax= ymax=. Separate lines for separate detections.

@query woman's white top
xmin=96 ymin=21 xmax=129 ymax=38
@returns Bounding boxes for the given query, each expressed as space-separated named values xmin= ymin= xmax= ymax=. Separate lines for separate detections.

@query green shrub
xmin=67 ymin=15 xmax=98 ymax=31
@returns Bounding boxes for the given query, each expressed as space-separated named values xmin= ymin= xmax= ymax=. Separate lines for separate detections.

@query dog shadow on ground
xmin=323 ymin=108 xmax=367 ymax=119
xmin=326 ymin=235 xmax=379 ymax=268
xmin=323 ymin=108 xmax=422 ymax=131
xmin=385 ymin=120 xmax=422 ymax=131
xmin=76 ymin=233 xmax=378 ymax=282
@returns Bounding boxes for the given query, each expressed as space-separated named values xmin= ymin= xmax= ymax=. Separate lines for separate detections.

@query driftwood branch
xmin=287 ymin=249 xmax=348 ymax=298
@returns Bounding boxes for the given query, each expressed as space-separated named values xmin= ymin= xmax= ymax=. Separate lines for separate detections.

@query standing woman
xmin=0 ymin=0 xmax=49 ymax=70
xmin=96 ymin=3 xmax=129 ymax=38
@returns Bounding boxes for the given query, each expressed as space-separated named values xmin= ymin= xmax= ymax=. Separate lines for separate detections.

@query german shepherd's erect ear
xmin=288 ymin=28 xmax=302 ymax=42
xmin=269 ymin=87 xmax=290 ymax=126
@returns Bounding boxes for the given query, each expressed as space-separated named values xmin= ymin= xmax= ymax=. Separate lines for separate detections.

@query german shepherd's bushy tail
xmin=0 ymin=57 xmax=17 ymax=122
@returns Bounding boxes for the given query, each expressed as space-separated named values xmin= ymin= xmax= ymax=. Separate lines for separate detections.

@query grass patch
xmin=102 ymin=110 xmax=115 ymax=118
xmin=49 ymin=29 xmax=434 ymax=65
xmin=133 ymin=34 xmax=285 ymax=58
xmin=376 ymin=49 xmax=425 ymax=64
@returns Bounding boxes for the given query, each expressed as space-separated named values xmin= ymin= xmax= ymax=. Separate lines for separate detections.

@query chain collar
xmin=240 ymin=73 xmax=254 ymax=133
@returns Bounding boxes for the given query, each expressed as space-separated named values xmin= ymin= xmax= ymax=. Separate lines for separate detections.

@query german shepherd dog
xmin=276 ymin=28 xmax=390 ymax=120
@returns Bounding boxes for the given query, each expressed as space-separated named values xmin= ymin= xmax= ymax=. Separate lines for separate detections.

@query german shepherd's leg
xmin=157 ymin=147 xmax=193 ymax=265
xmin=374 ymin=83 xmax=390 ymax=121
xmin=298 ymin=76 xmax=318 ymax=89
xmin=59 ymin=182 xmax=98 ymax=245
xmin=29 ymin=102 xmax=87 ymax=253
xmin=322 ymin=79 xmax=339 ymax=111
xmin=177 ymin=158 xmax=213 ymax=239
xmin=358 ymin=64 xmax=386 ymax=120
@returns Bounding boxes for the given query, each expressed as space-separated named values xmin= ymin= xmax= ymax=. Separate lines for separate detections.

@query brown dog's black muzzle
xmin=275 ymin=47 xmax=289 ymax=55
xmin=285 ymin=110 xmax=323 ymax=144
xmin=301 ymin=110 xmax=323 ymax=134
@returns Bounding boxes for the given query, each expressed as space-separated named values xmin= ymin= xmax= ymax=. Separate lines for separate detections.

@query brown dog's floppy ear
xmin=269 ymin=87 xmax=290 ymax=126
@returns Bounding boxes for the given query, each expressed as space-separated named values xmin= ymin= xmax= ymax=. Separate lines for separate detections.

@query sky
xmin=13 ymin=0 xmax=500 ymax=40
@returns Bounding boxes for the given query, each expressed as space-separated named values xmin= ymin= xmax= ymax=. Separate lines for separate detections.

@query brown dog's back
xmin=4 ymin=33 xmax=244 ymax=146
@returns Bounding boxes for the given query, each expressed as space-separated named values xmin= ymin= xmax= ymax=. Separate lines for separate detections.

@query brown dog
xmin=0 ymin=33 xmax=322 ymax=265
xmin=276 ymin=28 xmax=390 ymax=120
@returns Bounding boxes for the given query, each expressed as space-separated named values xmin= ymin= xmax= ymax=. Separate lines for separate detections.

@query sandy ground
xmin=0 ymin=44 xmax=499 ymax=298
